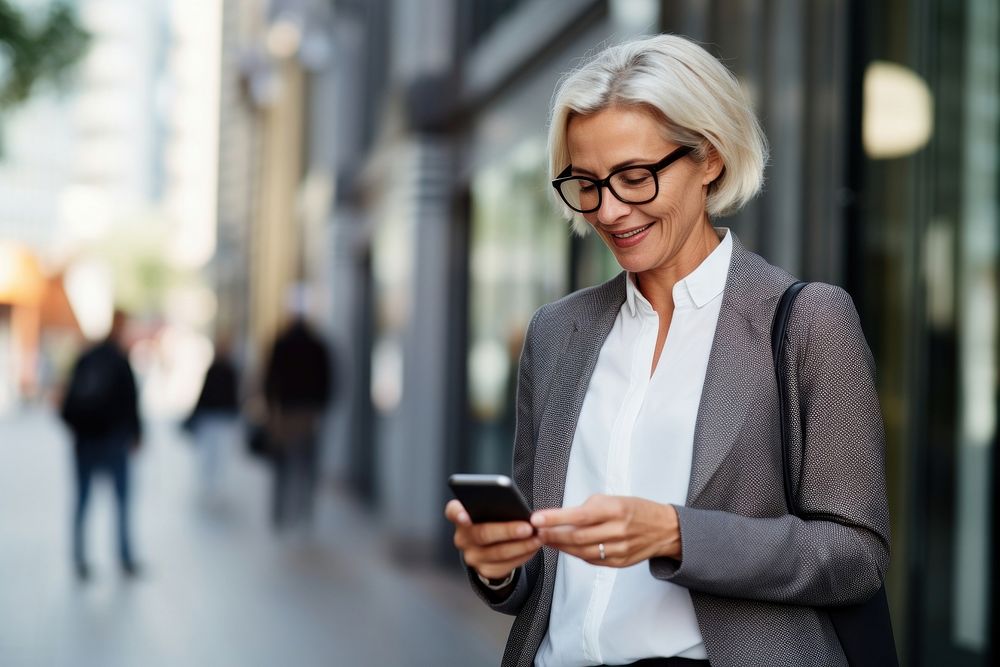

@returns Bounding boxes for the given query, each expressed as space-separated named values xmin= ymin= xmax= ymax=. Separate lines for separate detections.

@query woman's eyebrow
xmin=571 ymin=157 xmax=659 ymax=177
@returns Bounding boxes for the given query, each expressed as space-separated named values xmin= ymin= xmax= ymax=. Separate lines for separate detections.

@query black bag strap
xmin=772 ymin=280 xmax=808 ymax=514
xmin=771 ymin=280 xmax=899 ymax=666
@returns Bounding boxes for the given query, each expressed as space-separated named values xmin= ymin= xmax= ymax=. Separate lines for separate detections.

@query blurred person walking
xmin=60 ymin=310 xmax=142 ymax=580
xmin=183 ymin=336 xmax=241 ymax=497
xmin=262 ymin=317 xmax=334 ymax=531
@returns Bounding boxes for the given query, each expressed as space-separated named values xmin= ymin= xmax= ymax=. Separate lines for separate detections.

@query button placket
xmin=582 ymin=308 xmax=657 ymax=661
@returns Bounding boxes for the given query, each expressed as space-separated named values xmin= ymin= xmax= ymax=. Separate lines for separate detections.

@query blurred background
xmin=0 ymin=0 xmax=996 ymax=665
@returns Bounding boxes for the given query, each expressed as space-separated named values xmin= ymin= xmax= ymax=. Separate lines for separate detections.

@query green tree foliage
xmin=0 ymin=0 xmax=89 ymax=109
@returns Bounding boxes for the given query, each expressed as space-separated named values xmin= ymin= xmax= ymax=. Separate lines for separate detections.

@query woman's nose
xmin=595 ymin=187 xmax=631 ymax=225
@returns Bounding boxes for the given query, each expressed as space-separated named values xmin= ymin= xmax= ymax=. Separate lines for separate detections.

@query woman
xmin=445 ymin=34 xmax=890 ymax=667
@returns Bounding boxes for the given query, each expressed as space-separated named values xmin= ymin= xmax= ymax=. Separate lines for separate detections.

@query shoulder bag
xmin=772 ymin=281 xmax=899 ymax=667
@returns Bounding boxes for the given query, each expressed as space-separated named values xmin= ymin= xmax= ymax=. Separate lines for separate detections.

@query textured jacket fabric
xmin=468 ymin=233 xmax=891 ymax=667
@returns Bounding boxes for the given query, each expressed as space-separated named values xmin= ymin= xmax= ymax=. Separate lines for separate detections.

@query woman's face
xmin=565 ymin=107 xmax=722 ymax=277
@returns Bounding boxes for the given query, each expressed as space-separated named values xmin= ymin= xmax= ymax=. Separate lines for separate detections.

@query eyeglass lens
xmin=559 ymin=167 xmax=657 ymax=212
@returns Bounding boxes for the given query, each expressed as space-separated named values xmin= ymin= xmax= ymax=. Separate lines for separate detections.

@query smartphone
xmin=448 ymin=474 xmax=533 ymax=524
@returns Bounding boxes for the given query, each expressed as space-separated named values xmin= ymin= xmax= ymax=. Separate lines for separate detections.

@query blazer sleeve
xmin=649 ymin=284 xmax=891 ymax=607
xmin=465 ymin=309 xmax=546 ymax=614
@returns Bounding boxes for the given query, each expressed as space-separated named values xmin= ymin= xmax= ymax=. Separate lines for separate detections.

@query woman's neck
xmin=634 ymin=222 xmax=721 ymax=315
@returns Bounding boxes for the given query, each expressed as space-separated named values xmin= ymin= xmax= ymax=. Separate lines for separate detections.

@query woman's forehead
xmin=566 ymin=108 xmax=671 ymax=163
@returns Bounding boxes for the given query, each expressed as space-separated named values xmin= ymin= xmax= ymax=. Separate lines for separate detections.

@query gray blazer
xmin=469 ymin=233 xmax=891 ymax=667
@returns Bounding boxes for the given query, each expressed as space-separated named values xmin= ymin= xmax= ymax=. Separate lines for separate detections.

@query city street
xmin=0 ymin=406 xmax=510 ymax=667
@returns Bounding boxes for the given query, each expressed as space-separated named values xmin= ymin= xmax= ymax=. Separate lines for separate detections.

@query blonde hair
xmin=548 ymin=34 xmax=768 ymax=235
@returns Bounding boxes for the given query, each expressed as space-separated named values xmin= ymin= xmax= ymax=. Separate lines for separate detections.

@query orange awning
xmin=0 ymin=241 xmax=45 ymax=305
xmin=40 ymin=274 xmax=81 ymax=333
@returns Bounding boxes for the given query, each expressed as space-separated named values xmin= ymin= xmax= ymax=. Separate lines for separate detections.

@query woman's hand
xmin=445 ymin=500 xmax=542 ymax=580
xmin=531 ymin=495 xmax=681 ymax=567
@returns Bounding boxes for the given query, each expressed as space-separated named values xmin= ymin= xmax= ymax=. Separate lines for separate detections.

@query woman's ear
xmin=701 ymin=145 xmax=725 ymax=186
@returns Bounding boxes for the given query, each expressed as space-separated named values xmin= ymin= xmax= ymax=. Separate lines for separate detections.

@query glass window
xmin=465 ymin=138 xmax=568 ymax=473
xmin=951 ymin=0 xmax=997 ymax=651
xmin=862 ymin=0 xmax=997 ymax=661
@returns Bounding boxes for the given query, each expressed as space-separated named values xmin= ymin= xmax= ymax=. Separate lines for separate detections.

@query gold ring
xmin=598 ymin=543 xmax=606 ymax=561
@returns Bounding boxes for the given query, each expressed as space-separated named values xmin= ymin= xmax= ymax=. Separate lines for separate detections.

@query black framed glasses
xmin=551 ymin=145 xmax=694 ymax=213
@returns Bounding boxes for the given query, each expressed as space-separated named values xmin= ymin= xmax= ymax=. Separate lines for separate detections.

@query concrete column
xmin=761 ymin=0 xmax=804 ymax=275
xmin=251 ymin=59 xmax=306 ymax=357
xmin=377 ymin=137 xmax=457 ymax=556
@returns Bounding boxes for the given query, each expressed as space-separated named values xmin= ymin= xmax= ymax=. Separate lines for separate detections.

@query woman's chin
xmin=610 ymin=253 xmax=653 ymax=275
xmin=598 ymin=221 xmax=666 ymax=271
xmin=605 ymin=237 xmax=656 ymax=272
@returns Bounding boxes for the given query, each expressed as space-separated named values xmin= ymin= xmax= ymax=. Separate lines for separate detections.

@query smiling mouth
xmin=610 ymin=223 xmax=654 ymax=239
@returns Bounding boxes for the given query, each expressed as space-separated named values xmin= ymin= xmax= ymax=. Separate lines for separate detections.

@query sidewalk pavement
xmin=0 ymin=406 xmax=511 ymax=667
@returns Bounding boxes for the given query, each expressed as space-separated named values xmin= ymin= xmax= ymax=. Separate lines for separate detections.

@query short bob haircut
xmin=548 ymin=34 xmax=768 ymax=235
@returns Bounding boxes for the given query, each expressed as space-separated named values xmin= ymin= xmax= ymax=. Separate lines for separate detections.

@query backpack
xmin=61 ymin=348 xmax=118 ymax=436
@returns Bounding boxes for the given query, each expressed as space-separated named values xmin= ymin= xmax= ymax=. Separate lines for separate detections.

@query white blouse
xmin=535 ymin=229 xmax=732 ymax=666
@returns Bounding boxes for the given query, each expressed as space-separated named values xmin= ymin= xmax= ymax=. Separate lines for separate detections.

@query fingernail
xmin=531 ymin=514 xmax=545 ymax=527
xmin=518 ymin=524 xmax=532 ymax=537
xmin=458 ymin=512 xmax=470 ymax=524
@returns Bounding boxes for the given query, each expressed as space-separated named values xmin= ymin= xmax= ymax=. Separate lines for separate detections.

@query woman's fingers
xmin=553 ymin=540 xmax=626 ymax=566
xmin=473 ymin=520 xmax=534 ymax=545
xmin=446 ymin=499 xmax=542 ymax=580
xmin=532 ymin=503 xmax=600 ymax=528
xmin=537 ymin=522 xmax=623 ymax=547
xmin=446 ymin=500 xmax=534 ymax=543
xmin=454 ymin=520 xmax=534 ymax=549
xmin=463 ymin=537 xmax=542 ymax=578
xmin=531 ymin=494 xmax=624 ymax=528
xmin=535 ymin=497 xmax=628 ymax=548
xmin=533 ymin=497 xmax=634 ymax=566
xmin=539 ymin=525 xmax=609 ymax=555
xmin=445 ymin=499 xmax=470 ymax=525
xmin=465 ymin=536 xmax=541 ymax=565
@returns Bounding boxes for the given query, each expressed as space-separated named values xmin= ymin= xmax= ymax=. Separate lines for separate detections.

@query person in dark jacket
xmin=60 ymin=310 xmax=142 ymax=580
xmin=184 ymin=337 xmax=241 ymax=496
xmin=262 ymin=317 xmax=334 ymax=530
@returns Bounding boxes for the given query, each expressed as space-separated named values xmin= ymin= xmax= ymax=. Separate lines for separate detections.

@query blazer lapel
xmin=534 ymin=275 xmax=626 ymax=512
xmin=686 ymin=235 xmax=793 ymax=506
xmin=685 ymin=301 xmax=760 ymax=505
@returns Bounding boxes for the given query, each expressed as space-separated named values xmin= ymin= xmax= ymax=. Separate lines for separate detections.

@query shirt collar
xmin=625 ymin=227 xmax=732 ymax=317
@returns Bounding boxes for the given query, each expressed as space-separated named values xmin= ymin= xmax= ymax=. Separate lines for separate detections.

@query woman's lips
xmin=606 ymin=222 xmax=654 ymax=248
